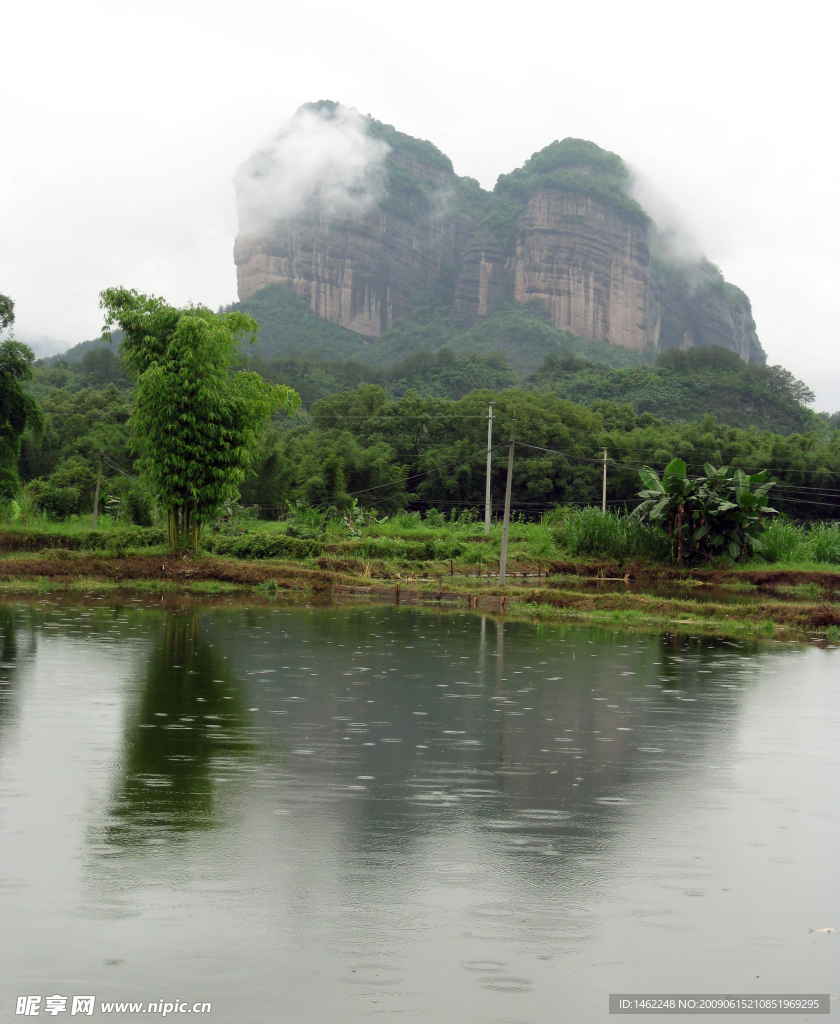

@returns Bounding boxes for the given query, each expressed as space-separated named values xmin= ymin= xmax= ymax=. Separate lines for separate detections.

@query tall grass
xmin=4 ymin=493 xmax=840 ymax=569
xmin=758 ymin=519 xmax=840 ymax=566
xmin=547 ymin=507 xmax=667 ymax=560
xmin=806 ymin=522 xmax=840 ymax=564
xmin=759 ymin=520 xmax=804 ymax=563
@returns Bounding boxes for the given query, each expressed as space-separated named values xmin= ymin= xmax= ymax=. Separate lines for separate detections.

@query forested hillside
xmin=20 ymin=361 xmax=840 ymax=523
xmin=237 ymin=386 xmax=840 ymax=521
xmin=529 ymin=347 xmax=821 ymax=434
xmin=224 ymin=287 xmax=821 ymax=434
xmin=228 ymin=286 xmax=651 ymax=373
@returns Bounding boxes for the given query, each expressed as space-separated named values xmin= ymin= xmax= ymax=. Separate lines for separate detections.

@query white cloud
xmin=234 ymin=104 xmax=389 ymax=237
xmin=2 ymin=0 xmax=838 ymax=406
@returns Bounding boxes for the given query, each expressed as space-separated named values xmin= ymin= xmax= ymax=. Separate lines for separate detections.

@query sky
xmin=2 ymin=0 xmax=838 ymax=407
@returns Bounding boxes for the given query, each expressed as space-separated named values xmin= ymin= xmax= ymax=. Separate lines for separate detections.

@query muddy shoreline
xmin=0 ymin=552 xmax=837 ymax=639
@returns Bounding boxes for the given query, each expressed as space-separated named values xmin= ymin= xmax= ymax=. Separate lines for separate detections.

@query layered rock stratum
xmin=234 ymin=103 xmax=764 ymax=363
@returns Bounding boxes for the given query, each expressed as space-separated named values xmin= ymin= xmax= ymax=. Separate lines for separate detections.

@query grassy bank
xmin=0 ymin=508 xmax=838 ymax=639
xmin=4 ymin=507 xmax=840 ymax=566
xmin=0 ymin=546 xmax=837 ymax=641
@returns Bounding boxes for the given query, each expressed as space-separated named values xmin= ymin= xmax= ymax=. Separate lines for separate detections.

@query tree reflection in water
xmin=105 ymin=611 xmax=248 ymax=846
xmin=0 ymin=605 xmax=19 ymax=743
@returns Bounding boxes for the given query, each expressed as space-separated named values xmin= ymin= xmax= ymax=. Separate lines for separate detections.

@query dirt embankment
xmin=542 ymin=558 xmax=840 ymax=595
xmin=0 ymin=552 xmax=838 ymax=635
xmin=1 ymin=552 xmax=838 ymax=596
xmin=0 ymin=554 xmax=335 ymax=592
xmin=524 ymin=587 xmax=840 ymax=632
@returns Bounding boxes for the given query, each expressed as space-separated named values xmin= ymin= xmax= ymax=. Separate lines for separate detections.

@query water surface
xmin=0 ymin=597 xmax=837 ymax=1021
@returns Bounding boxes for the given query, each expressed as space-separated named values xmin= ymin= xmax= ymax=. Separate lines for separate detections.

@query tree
xmin=758 ymin=364 xmax=815 ymax=405
xmin=0 ymin=295 xmax=43 ymax=498
xmin=101 ymin=288 xmax=300 ymax=550
xmin=0 ymin=294 xmax=14 ymax=335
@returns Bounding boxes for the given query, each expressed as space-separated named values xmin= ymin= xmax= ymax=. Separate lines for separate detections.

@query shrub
xmin=392 ymin=510 xmax=422 ymax=528
xmin=122 ymin=483 xmax=155 ymax=527
xmin=0 ymin=526 xmax=166 ymax=552
xmin=283 ymin=501 xmax=327 ymax=537
xmin=357 ymin=537 xmax=430 ymax=561
xmin=450 ymin=507 xmax=480 ymax=525
xmin=204 ymin=532 xmax=322 ymax=560
xmin=634 ymin=460 xmax=776 ymax=563
xmin=424 ymin=508 xmax=446 ymax=528
xmin=105 ymin=479 xmax=156 ymax=527
xmin=49 ymin=456 xmax=98 ymax=507
xmin=432 ymin=538 xmax=464 ymax=560
xmin=32 ymin=483 xmax=82 ymax=519
xmin=85 ymin=526 xmax=165 ymax=550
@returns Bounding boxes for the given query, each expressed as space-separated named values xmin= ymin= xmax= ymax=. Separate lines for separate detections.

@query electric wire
xmin=343 ymin=441 xmax=507 ymax=498
xmin=92 ymin=428 xmax=840 ymax=513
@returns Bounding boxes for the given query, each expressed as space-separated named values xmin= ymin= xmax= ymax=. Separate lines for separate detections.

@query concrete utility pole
xmin=498 ymin=420 xmax=516 ymax=586
xmin=484 ymin=402 xmax=493 ymax=535
xmin=602 ymin=447 xmax=608 ymax=513
xmin=92 ymin=451 xmax=104 ymax=528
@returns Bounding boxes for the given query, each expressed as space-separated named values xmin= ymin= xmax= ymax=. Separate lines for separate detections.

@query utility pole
xmin=498 ymin=419 xmax=516 ymax=586
xmin=92 ymin=451 xmax=104 ymax=528
xmin=602 ymin=447 xmax=608 ymax=513
xmin=484 ymin=402 xmax=494 ymax=535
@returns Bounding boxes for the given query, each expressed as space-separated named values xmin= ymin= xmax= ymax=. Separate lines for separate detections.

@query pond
xmin=0 ymin=596 xmax=837 ymax=1021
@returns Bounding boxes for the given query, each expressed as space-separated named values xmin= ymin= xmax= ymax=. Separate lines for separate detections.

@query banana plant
xmin=634 ymin=458 xmax=696 ymax=563
xmin=693 ymin=465 xmax=776 ymax=560
xmin=634 ymin=460 xmax=776 ymax=563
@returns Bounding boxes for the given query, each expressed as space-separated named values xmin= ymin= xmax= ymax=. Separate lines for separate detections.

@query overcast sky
xmin=2 ymin=0 xmax=838 ymax=407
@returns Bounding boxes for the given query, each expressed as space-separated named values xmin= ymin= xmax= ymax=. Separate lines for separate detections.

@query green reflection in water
xmin=0 ymin=605 xmax=19 ymax=739
xmin=0 ymin=605 xmax=18 ymax=665
xmin=106 ymin=611 xmax=249 ymax=845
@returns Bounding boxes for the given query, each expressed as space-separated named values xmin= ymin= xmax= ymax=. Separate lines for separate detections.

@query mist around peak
xmin=234 ymin=102 xmax=391 ymax=238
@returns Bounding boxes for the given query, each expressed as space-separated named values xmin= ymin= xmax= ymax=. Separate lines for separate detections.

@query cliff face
xmin=234 ymin=205 xmax=456 ymax=338
xmin=234 ymin=142 xmax=463 ymax=338
xmin=234 ymin=106 xmax=764 ymax=363
xmin=453 ymin=191 xmax=657 ymax=351
xmin=651 ymin=261 xmax=762 ymax=362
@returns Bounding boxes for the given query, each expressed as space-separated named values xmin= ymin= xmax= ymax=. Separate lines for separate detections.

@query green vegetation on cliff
xmin=361 ymin=302 xmax=652 ymax=375
xmin=225 ymin=286 xmax=816 ymax=434
xmin=229 ymin=286 xmax=651 ymax=376
xmin=227 ymin=285 xmax=368 ymax=361
xmin=486 ymin=138 xmax=650 ymax=251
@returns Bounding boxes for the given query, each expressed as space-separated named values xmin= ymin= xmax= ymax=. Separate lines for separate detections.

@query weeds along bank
xmin=1 ymin=507 xmax=839 ymax=572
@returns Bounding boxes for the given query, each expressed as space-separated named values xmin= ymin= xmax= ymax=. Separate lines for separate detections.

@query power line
xmin=344 ymin=442 xmax=508 ymax=498
xmin=102 ymin=455 xmax=139 ymax=480
xmin=310 ymin=413 xmax=495 ymax=423
xmin=514 ymin=440 xmax=611 ymax=467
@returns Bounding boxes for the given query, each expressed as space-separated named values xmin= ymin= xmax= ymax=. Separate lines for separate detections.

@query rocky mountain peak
xmin=234 ymin=103 xmax=764 ymax=364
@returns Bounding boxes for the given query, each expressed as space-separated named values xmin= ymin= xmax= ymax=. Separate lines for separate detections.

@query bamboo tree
xmin=101 ymin=288 xmax=300 ymax=551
